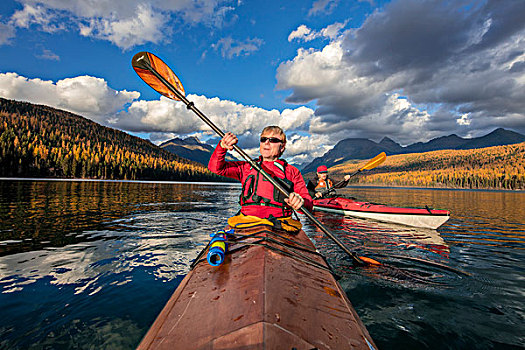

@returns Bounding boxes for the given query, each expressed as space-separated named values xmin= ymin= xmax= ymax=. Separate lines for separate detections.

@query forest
xmin=0 ymin=98 xmax=221 ymax=182
xmin=3 ymin=98 xmax=523 ymax=190
xmin=328 ymin=142 xmax=525 ymax=190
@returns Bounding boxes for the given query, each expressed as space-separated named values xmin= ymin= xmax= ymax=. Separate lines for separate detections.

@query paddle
xmin=318 ymin=152 xmax=386 ymax=197
xmin=131 ymin=51 xmax=368 ymax=266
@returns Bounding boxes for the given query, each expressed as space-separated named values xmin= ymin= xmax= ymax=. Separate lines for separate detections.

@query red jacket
xmin=208 ymin=143 xmax=313 ymax=218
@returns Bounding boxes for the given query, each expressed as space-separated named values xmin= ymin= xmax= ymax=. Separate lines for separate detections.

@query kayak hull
xmin=314 ymin=197 xmax=450 ymax=229
xmin=137 ymin=225 xmax=376 ymax=350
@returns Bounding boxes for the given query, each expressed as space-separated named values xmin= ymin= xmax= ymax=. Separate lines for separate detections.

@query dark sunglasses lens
xmin=260 ymin=137 xmax=282 ymax=143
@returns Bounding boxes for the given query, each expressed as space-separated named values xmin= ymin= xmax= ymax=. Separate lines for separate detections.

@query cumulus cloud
xmin=117 ymin=95 xmax=313 ymax=136
xmin=5 ymin=0 xmax=236 ymax=50
xmin=78 ymin=4 xmax=167 ymax=50
xmin=212 ymin=36 xmax=264 ymax=59
xmin=288 ymin=25 xmax=315 ymax=42
xmin=288 ymin=22 xmax=347 ymax=42
xmin=277 ymin=0 xmax=525 ymax=144
xmin=0 ymin=73 xmax=140 ymax=124
xmin=10 ymin=4 xmax=65 ymax=33
xmin=0 ymin=72 xmax=316 ymax=162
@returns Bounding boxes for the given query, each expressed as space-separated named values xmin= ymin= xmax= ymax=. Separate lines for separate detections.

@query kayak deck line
xmin=137 ymin=224 xmax=377 ymax=350
xmin=314 ymin=197 xmax=450 ymax=229
xmin=193 ymin=229 xmax=334 ymax=274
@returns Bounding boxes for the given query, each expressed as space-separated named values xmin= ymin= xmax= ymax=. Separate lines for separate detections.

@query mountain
xmin=378 ymin=137 xmax=404 ymax=153
xmin=160 ymin=136 xmax=238 ymax=166
xmin=303 ymin=139 xmax=383 ymax=174
xmin=0 ymin=98 xmax=221 ymax=181
xmin=404 ymin=134 xmax=465 ymax=153
xmin=458 ymin=128 xmax=525 ymax=149
xmin=302 ymin=128 xmax=525 ymax=173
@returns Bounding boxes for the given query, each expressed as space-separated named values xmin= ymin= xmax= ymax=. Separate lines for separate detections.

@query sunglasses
xmin=260 ymin=137 xmax=283 ymax=144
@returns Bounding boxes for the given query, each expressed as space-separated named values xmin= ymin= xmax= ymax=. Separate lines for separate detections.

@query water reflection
xmin=0 ymin=180 xmax=523 ymax=349
xmin=0 ymin=180 xmax=237 ymax=256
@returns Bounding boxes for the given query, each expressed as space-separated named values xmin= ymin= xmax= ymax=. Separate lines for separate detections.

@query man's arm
xmin=208 ymin=143 xmax=244 ymax=181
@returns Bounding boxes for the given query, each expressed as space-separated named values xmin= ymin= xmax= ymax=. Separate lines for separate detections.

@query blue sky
xmin=1 ymin=0 xmax=524 ymax=165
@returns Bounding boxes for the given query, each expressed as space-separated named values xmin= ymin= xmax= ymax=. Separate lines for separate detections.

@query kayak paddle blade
xmin=132 ymin=51 xmax=185 ymax=101
xmin=360 ymin=152 xmax=386 ymax=171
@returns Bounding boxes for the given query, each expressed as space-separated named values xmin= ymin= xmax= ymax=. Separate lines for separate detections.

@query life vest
xmin=227 ymin=213 xmax=302 ymax=233
xmin=239 ymin=158 xmax=294 ymax=218
xmin=315 ymin=178 xmax=334 ymax=192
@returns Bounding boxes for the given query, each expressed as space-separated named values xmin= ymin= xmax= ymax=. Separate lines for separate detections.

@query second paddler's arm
xmin=333 ymin=174 xmax=351 ymax=189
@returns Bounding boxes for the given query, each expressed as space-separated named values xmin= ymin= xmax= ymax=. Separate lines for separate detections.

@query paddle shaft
xmin=141 ymin=60 xmax=361 ymax=261
xmin=318 ymin=152 xmax=385 ymax=197
xmin=320 ymin=169 xmax=360 ymax=197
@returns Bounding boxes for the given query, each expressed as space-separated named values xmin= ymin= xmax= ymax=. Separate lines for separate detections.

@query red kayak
xmin=314 ymin=197 xmax=450 ymax=229
xmin=137 ymin=224 xmax=377 ymax=349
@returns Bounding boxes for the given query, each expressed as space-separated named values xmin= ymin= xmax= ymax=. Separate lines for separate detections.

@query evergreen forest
xmin=0 ymin=98 xmax=222 ymax=182
xmin=328 ymin=142 xmax=525 ymax=190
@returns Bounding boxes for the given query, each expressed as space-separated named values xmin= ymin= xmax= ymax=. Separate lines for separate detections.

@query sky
xmin=0 ymin=0 xmax=524 ymax=165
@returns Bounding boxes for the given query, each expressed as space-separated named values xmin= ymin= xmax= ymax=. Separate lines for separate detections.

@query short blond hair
xmin=261 ymin=125 xmax=286 ymax=144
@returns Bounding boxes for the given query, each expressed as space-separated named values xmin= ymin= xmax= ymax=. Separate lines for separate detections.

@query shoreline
xmin=341 ymin=183 xmax=525 ymax=193
xmin=0 ymin=177 xmax=240 ymax=187
xmin=1 ymin=177 xmax=523 ymax=193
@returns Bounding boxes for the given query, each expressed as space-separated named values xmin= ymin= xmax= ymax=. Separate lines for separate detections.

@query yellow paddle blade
xmin=358 ymin=256 xmax=382 ymax=266
xmin=132 ymin=52 xmax=185 ymax=100
xmin=360 ymin=152 xmax=386 ymax=171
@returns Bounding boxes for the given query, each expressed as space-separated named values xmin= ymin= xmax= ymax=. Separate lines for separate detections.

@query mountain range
xmin=301 ymin=128 xmax=525 ymax=173
xmin=159 ymin=136 xmax=238 ymax=166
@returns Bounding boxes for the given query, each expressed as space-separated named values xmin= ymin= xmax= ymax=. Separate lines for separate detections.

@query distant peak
xmin=184 ymin=136 xmax=201 ymax=145
xmin=379 ymin=136 xmax=396 ymax=143
xmin=488 ymin=127 xmax=507 ymax=135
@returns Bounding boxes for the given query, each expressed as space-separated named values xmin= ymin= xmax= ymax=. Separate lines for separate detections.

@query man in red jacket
xmin=208 ymin=126 xmax=313 ymax=219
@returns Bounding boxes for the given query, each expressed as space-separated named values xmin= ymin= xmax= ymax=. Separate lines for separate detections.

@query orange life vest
xmin=315 ymin=178 xmax=333 ymax=191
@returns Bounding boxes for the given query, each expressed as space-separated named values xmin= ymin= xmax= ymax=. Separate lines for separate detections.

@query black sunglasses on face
xmin=260 ymin=137 xmax=283 ymax=144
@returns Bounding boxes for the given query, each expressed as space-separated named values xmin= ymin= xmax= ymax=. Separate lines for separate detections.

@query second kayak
xmin=314 ymin=197 xmax=450 ymax=229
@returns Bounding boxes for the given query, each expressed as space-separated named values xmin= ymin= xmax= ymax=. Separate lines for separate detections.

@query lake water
xmin=0 ymin=179 xmax=523 ymax=349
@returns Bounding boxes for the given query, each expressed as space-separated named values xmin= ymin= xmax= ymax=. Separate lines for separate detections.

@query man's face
xmin=260 ymin=130 xmax=284 ymax=161
xmin=317 ymin=172 xmax=328 ymax=180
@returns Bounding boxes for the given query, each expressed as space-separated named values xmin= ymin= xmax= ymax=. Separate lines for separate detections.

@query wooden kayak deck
xmin=137 ymin=224 xmax=377 ymax=350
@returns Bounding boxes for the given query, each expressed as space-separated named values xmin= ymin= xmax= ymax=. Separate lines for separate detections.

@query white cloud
xmin=277 ymin=0 xmax=525 ymax=144
xmin=119 ymin=94 xmax=314 ymax=136
xmin=0 ymin=73 xmax=140 ymax=124
xmin=0 ymin=20 xmax=16 ymax=45
xmin=288 ymin=25 xmax=314 ymax=42
xmin=308 ymin=0 xmax=339 ymax=16
xmin=285 ymin=133 xmax=331 ymax=159
xmin=6 ymin=0 xmax=237 ymax=50
xmin=212 ymin=36 xmax=264 ymax=59
xmin=36 ymin=48 xmax=60 ymax=61
xmin=78 ymin=4 xmax=167 ymax=50
xmin=0 ymin=71 xmax=322 ymax=161
xmin=288 ymin=22 xmax=347 ymax=42
xmin=11 ymin=4 xmax=65 ymax=33
xmin=320 ymin=21 xmax=348 ymax=40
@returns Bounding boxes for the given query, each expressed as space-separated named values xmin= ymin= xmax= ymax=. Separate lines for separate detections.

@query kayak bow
xmin=314 ymin=197 xmax=450 ymax=229
xmin=137 ymin=224 xmax=377 ymax=350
